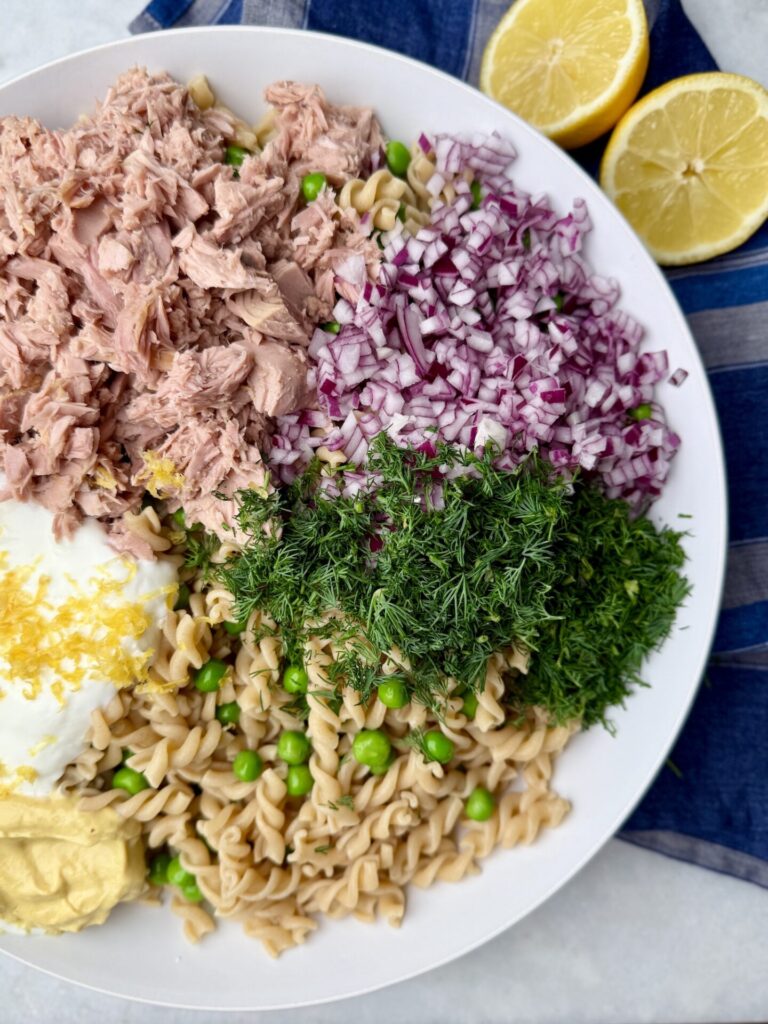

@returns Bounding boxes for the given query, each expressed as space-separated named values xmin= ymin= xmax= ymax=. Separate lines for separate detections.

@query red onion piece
xmin=269 ymin=130 xmax=680 ymax=507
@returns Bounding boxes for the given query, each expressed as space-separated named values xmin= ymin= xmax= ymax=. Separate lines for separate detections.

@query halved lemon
xmin=480 ymin=0 xmax=649 ymax=149
xmin=600 ymin=73 xmax=768 ymax=265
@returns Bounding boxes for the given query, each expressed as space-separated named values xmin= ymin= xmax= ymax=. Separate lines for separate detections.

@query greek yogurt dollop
xmin=0 ymin=497 xmax=176 ymax=795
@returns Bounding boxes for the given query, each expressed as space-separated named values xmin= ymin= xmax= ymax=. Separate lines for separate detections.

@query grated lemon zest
xmin=92 ymin=465 xmax=119 ymax=491
xmin=0 ymin=763 xmax=39 ymax=798
xmin=135 ymin=450 xmax=185 ymax=498
xmin=136 ymin=675 xmax=180 ymax=695
xmin=27 ymin=735 xmax=57 ymax=758
xmin=0 ymin=549 xmax=158 ymax=705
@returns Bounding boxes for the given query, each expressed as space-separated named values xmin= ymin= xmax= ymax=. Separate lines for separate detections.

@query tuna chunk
xmin=207 ymin=175 xmax=284 ymax=245
xmin=248 ymin=341 xmax=308 ymax=417
xmin=0 ymin=69 xmax=382 ymax=546
xmin=154 ymin=413 xmax=269 ymax=541
xmin=291 ymin=190 xmax=340 ymax=269
xmin=262 ymin=81 xmax=383 ymax=187
xmin=226 ymin=278 xmax=307 ymax=344
xmin=174 ymin=225 xmax=262 ymax=290
xmin=124 ymin=344 xmax=255 ymax=428
xmin=270 ymin=259 xmax=315 ymax=315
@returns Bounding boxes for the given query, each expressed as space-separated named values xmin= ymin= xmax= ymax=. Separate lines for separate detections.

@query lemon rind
xmin=600 ymin=72 xmax=768 ymax=265
xmin=479 ymin=0 xmax=649 ymax=149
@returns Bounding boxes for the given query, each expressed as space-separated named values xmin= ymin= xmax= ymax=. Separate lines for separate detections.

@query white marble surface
xmin=0 ymin=2 xmax=767 ymax=1022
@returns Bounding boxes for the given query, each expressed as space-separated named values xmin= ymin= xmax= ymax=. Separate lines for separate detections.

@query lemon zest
xmin=135 ymin=450 xmax=185 ymax=498
xmin=0 ymin=763 xmax=39 ymax=798
xmin=0 ymin=549 xmax=157 ymax=705
xmin=27 ymin=735 xmax=57 ymax=758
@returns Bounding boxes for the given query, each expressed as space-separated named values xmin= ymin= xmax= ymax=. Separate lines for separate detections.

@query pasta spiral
xmin=338 ymin=169 xmax=428 ymax=234
xmin=63 ymin=513 xmax=576 ymax=958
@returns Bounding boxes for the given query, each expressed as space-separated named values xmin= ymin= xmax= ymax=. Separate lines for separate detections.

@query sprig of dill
xmin=217 ymin=435 xmax=689 ymax=728
xmin=183 ymin=528 xmax=220 ymax=579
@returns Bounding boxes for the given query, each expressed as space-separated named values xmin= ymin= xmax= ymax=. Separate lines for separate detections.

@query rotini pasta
xmin=124 ymin=507 xmax=173 ymax=555
xmin=338 ymin=169 xmax=427 ymax=233
xmin=64 ymin=580 xmax=575 ymax=957
xmin=187 ymin=74 xmax=259 ymax=151
xmin=406 ymin=139 xmax=474 ymax=210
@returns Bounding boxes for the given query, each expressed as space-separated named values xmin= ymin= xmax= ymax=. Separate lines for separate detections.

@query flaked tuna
xmin=0 ymin=69 xmax=382 ymax=545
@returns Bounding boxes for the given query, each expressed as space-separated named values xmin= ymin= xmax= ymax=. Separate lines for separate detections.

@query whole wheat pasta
xmin=337 ymin=169 xmax=427 ymax=234
xmin=63 ymin=524 xmax=575 ymax=956
xmin=406 ymin=140 xmax=473 ymax=211
xmin=123 ymin=507 xmax=173 ymax=554
xmin=474 ymin=653 xmax=507 ymax=732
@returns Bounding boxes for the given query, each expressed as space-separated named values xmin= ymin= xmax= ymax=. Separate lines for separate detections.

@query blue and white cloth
xmin=132 ymin=0 xmax=768 ymax=888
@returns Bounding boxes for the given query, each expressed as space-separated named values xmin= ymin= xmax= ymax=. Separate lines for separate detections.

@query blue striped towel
xmin=131 ymin=0 xmax=768 ymax=888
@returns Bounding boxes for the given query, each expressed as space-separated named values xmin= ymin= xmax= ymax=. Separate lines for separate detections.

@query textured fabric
xmin=129 ymin=0 xmax=768 ymax=887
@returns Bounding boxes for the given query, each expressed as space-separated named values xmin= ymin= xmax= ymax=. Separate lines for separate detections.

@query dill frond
xmin=216 ymin=436 xmax=689 ymax=728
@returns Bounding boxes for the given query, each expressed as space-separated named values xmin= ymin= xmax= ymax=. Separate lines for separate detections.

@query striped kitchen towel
xmin=131 ymin=0 xmax=768 ymax=888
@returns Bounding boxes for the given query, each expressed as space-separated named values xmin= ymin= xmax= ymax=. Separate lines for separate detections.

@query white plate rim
xmin=0 ymin=24 xmax=728 ymax=1011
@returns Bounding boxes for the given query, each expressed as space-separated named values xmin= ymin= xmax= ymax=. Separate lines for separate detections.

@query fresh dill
xmin=325 ymin=796 xmax=353 ymax=810
xmin=401 ymin=728 xmax=428 ymax=758
xmin=217 ymin=435 xmax=689 ymax=728
xmin=183 ymin=528 xmax=220 ymax=578
xmin=283 ymin=693 xmax=310 ymax=721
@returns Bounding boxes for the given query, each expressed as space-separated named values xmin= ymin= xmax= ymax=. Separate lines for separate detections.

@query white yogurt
xmin=0 ymin=498 xmax=176 ymax=795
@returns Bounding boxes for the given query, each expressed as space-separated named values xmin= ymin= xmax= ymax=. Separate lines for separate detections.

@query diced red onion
xmin=269 ymin=130 xmax=680 ymax=507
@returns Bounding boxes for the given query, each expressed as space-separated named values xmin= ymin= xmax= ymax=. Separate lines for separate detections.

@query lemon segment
xmin=600 ymin=73 xmax=768 ymax=265
xmin=480 ymin=0 xmax=649 ymax=149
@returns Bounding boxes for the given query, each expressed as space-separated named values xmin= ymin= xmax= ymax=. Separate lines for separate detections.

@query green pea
xmin=386 ymin=140 xmax=411 ymax=177
xmin=171 ymin=507 xmax=186 ymax=529
xmin=167 ymin=856 xmax=195 ymax=888
xmin=148 ymin=852 xmax=171 ymax=886
xmin=397 ymin=202 xmax=406 ymax=223
xmin=352 ymin=729 xmax=392 ymax=767
xmin=223 ymin=617 xmax=249 ymax=636
xmin=369 ymin=755 xmax=394 ymax=776
xmin=301 ymin=172 xmax=327 ymax=202
xmin=233 ymin=749 xmax=263 ymax=782
xmin=195 ymin=658 xmax=228 ymax=693
xmin=553 ymin=291 xmax=565 ymax=312
xmin=286 ymin=763 xmax=314 ymax=797
xmin=465 ymin=786 xmax=495 ymax=822
xmin=180 ymin=879 xmax=204 ymax=903
xmin=321 ymin=321 xmax=341 ymax=334
xmin=216 ymin=701 xmax=241 ymax=726
xmin=522 ymin=227 xmax=531 ymax=250
xmin=630 ymin=403 xmax=653 ymax=421
xmin=378 ymin=679 xmax=408 ymax=709
xmin=173 ymin=583 xmax=190 ymax=611
xmin=470 ymin=179 xmax=483 ymax=210
xmin=224 ymin=143 xmax=249 ymax=167
xmin=112 ymin=766 xmax=149 ymax=795
xmin=283 ymin=664 xmax=309 ymax=694
xmin=461 ymin=691 xmax=479 ymax=719
xmin=277 ymin=730 xmax=311 ymax=765
xmin=423 ymin=730 xmax=454 ymax=765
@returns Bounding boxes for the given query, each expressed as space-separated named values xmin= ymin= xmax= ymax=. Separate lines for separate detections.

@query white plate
xmin=0 ymin=26 xmax=727 ymax=1011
